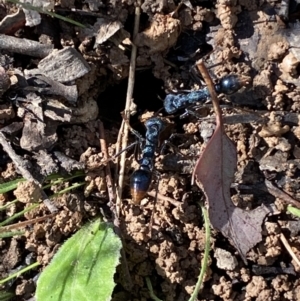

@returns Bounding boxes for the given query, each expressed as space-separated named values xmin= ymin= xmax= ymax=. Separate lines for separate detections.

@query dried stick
xmin=0 ymin=213 xmax=56 ymax=232
xmin=0 ymin=132 xmax=57 ymax=213
xmin=280 ymin=233 xmax=300 ymax=269
xmin=0 ymin=34 xmax=53 ymax=58
xmin=265 ymin=180 xmax=300 ymax=209
xmin=98 ymin=121 xmax=116 ymax=214
xmin=116 ymin=0 xmax=141 ymax=216
xmin=196 ymin=60 xmax=222 ymax=127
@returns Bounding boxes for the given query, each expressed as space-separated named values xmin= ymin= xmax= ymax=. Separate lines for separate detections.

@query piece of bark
xmin=0 ymin=66 xmax=11 ymax=97
xmin=38 ymin=47 xmax=91 ymax=83
xmin=0 ymin=131 xmax=57 ymax=213
xmin=252 ymin=264 xmax=296 ymax=276
xmin=0 ymin=122 xmax=23 ymax=135
xmin=44 ymin=99 xmax=72 ymax=122
xmin=20 ymin=116 xmax=58 ymax=152
xmin=24 ymin=71 xmax=78 ymax=103
xmin=0 ymin=34 xmax=53 ymax=58
xmin=33 ymin=150 xmax=59 ymax=176
xmin=18 ymin=93 xmax=58 ymax=151
xmin=0 ymin=9 xmax=26 ymax=35
xmin=54 ymin=151 xmax=85 ymax=173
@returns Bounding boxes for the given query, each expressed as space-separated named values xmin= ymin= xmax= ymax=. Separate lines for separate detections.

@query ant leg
xmin=180 ymin=108 xmax=203 ymax=119
xmin=160 ymin=133 xmax=184 ymax=155
xmin=113 ymin=140 xmax=139 ymax=159
xmin=121 ymin=111 xmax=144 ymax=142
xmin=120 ymin=112 xmax=145 ymax=161
xmin=190 ymin=64 xmax=203 ymax=85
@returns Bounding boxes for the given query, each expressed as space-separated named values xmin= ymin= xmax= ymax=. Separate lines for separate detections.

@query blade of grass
xmin=0 ymin=291 xmax=14 ymax=301
xmin=188 ymin=204 xmax=211 ymax=301
xmin=5 ymin=0 xmax=85 ymax=28
xmin=287 ymin=205 xmax=300 ymax=217
xmin=0 ymin=178 xmax=25 ymax=194
xmin=0 ymin=230 xmax=24 ymax=238
xmin=50 ymin=182 xmax=85 ymax=198
xmin=145 ymin=277 xmax=163 ymax=301
xmin=0 ymin=262 xmax=40 ymax=285
xmin=0 ymin=203 xmax=39 ymax=227
xmin=0 ymin=182 xmax=84 ymax=228
xmin=0 ymin=199 xmax=19 ymax=211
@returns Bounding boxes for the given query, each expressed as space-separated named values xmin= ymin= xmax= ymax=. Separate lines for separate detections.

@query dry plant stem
xmin=280 ymin=233 xmax=300 ymax=269
xmin=188 ymin=204 xmax=210 ymax=301
xmin=0 ymin=213 xmax=56 ymax=233
xmin=0 ymin=132 xmax=57 ymax=213
xmin=196 ymin=60 xmax=222 ymax=126
xmin=114 ymin=120 xmax=124 ymax=216
xmin=191 ymin=59 xmax=222 ymax=187
xmin=99 ymin=121 xmax=132 ymax=288
xmin=265 ymin=180 xmax=300 ymax=208
xmin=98 ymin=121 xmax=116 ymax=213
xmin=116 ymin=0 xmax=141 ymax=215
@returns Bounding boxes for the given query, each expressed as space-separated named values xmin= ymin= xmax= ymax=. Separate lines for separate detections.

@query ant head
xmin=219 ymin=74 xmax=243 ymax=95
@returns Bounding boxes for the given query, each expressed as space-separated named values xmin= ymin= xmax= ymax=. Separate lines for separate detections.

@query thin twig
xmin=265 ymin=180 xmax=300 ymax=209
xmin=0 ymin=213 xmax=56 ymax=232
xmin=116 ymin=0 xmax=141 ymax=216
xmin=280 ymin=233 xmax=300 ymax=269
xmin=196 ymin=60 xmax=222 ymax=127
xmin=99 ymin=120 xmax=132 ymax=290
xmin=98 ymin=121 xmax=116 ymax=215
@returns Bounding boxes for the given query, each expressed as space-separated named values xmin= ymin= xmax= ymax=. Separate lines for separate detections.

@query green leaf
xmin=36 ymin=220 xmax=122 ymax=301
xmin=287 ymin=205 xmax=300 ymax=217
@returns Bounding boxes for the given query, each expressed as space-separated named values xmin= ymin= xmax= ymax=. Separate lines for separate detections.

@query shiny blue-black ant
xmin=130 ymin=117 xmax=166 ymax=204
xmin=164 ymin=74 xmax=245 ymax=114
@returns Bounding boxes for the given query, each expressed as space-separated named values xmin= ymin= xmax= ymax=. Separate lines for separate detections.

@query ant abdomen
xmin=130 ymin=168 xmax=152 ymax=205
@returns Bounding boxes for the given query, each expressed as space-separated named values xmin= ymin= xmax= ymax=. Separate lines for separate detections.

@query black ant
xmin=163 ymin=74 xmax=247 ymax=114
xmin=130 ymin=117 xmax=167 ymax=205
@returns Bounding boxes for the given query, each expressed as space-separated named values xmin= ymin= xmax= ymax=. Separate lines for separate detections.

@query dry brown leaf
xmin=194 ymin=61 xmax=272 ymax=263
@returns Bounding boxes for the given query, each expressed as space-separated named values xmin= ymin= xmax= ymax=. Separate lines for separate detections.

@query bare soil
xmin=1 ymin=0 xmax=300 ymax=301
